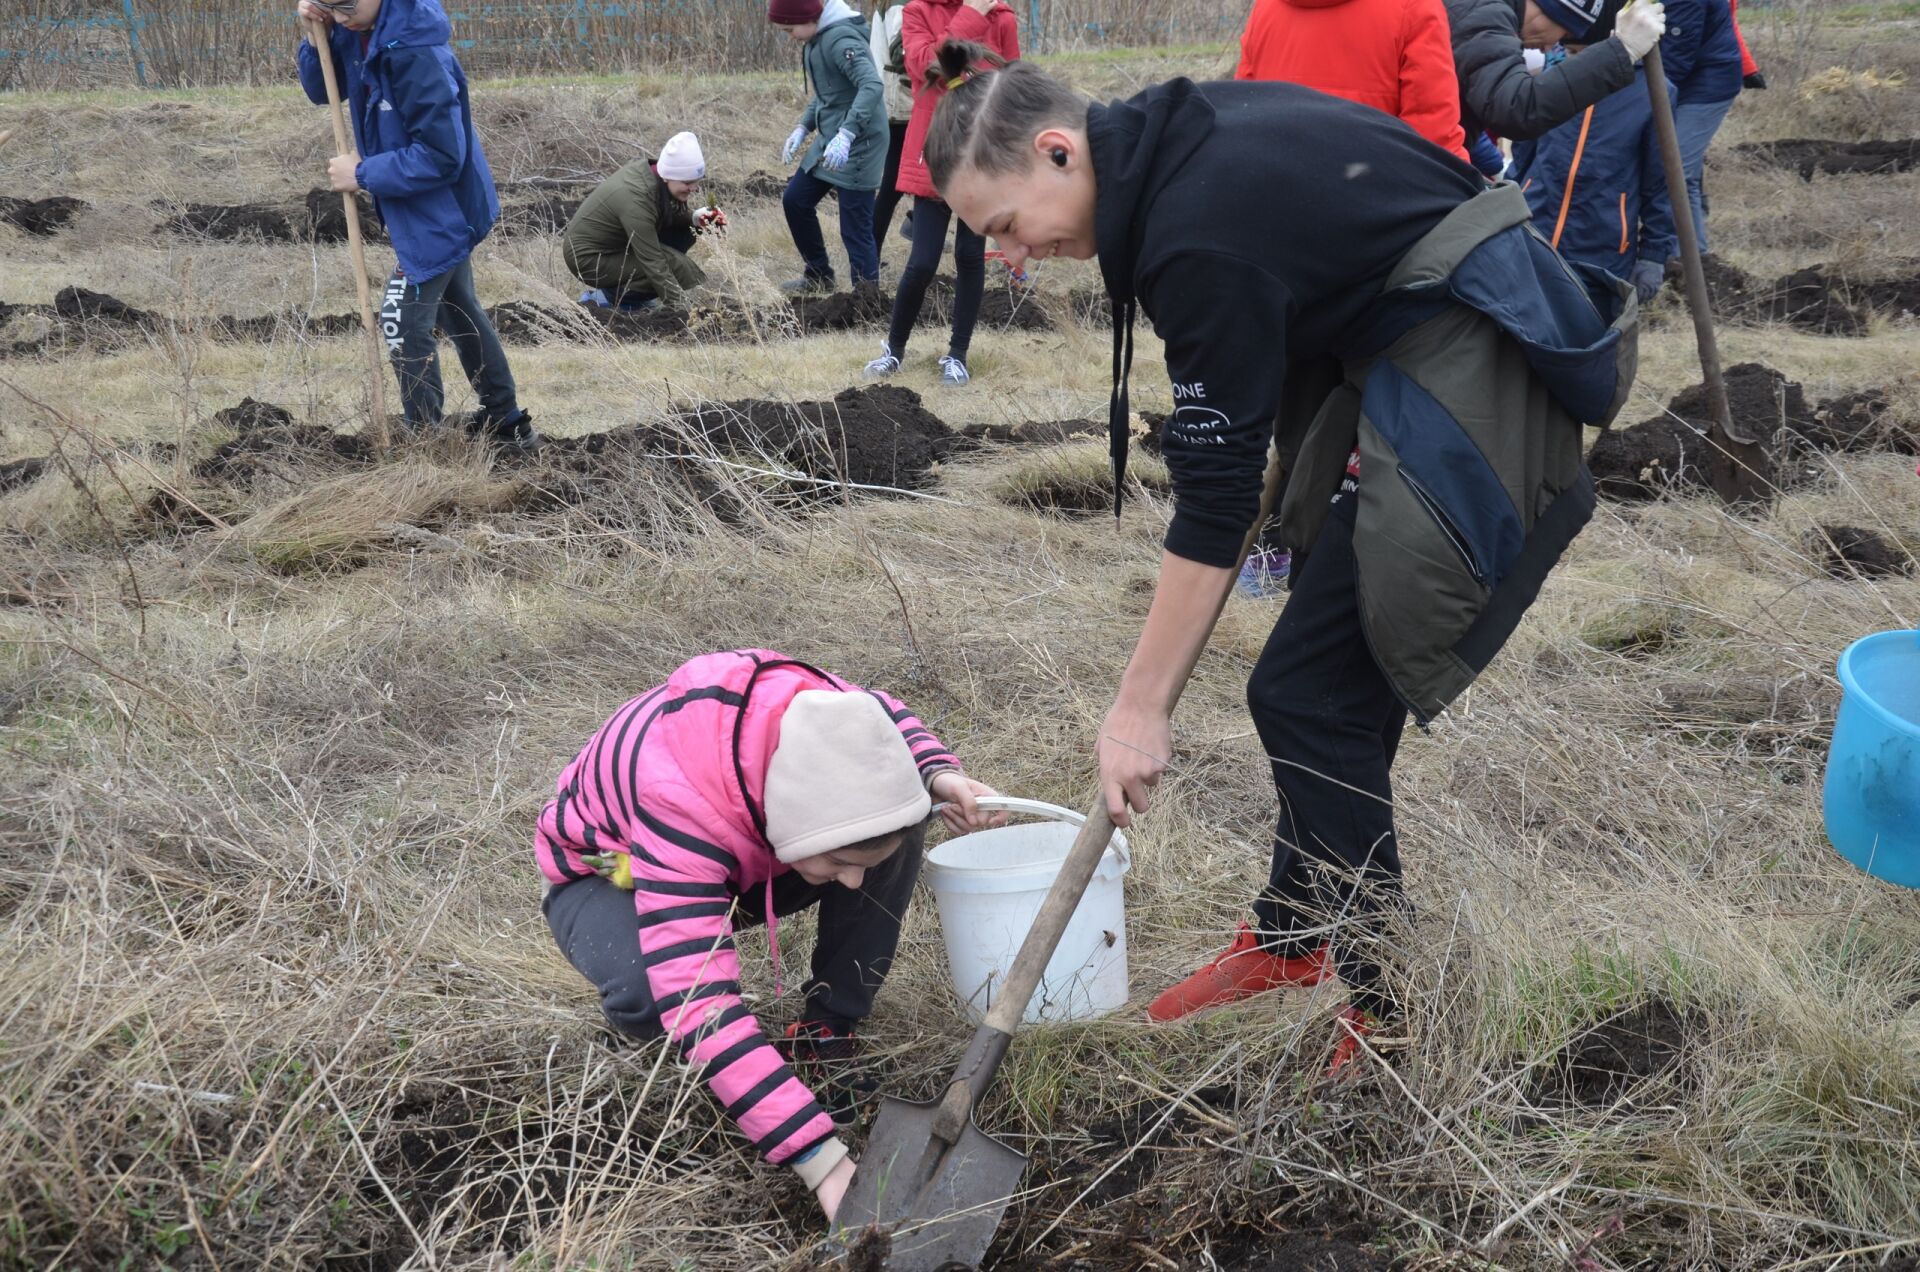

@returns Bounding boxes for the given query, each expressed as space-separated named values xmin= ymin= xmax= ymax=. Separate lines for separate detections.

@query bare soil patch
xmin=1732 ymin=136 xmax=1920 ymax=179
xmin=0 ymin=194 xmax=89 ymax=236
xmin=1685 ymin=254 xmax=1920 ymax=335
xmin=1539 ymin=999 xmax=1699 ymax=1109
xmin=1814 ymin=524 xmax=1917 ymax=579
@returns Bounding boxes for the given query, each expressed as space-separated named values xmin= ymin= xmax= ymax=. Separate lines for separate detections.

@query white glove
xmin=782 ymin=125 xmax=809 ymax=165
xmin=1523 ymin=47 xmax=1546 ymax=73
xmin=820 ymin=128 xmax=855 ymax=171
xmin=1615 ymin=0 xmax=1666 ymax=61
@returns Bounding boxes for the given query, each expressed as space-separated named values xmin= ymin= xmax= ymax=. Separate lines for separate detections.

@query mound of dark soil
xmin=1795 ymin=387 xmax=1920 ymax=454
xmin=164 ymin=202 xmax=296 ymax=242
xmin=194 ymin=421 xmax=373 ymax=485
xmin=13 ymin=286 xmax=360 ymax=353
xmin=1687 ymin=254 xmax=1920 ymax=335
xmin=55 ymin=286 xmax=156 ymax=327
xmin=1814 ymin=525 xmax=1916 ymax=579
xmin=1733 ymin=136 xmax=1920 ymax=180
xmin=0 ymin=194 xmax=88 ymax=236
xmin=923 ymin=274 xmax=1055 ymax=333
xmin=1589 ymin=362 xmax=1811 ymax=499
xmin=1541 ymin=999 xmax=1698 ymax=1109
xmin=213 ymin=309 xmax=366 ymax=341
xmin=528 ymin=385 xmax=956 ymax=526
xmin=213 ymin=397 xmax=296 ymax=433
xmin=1591 ymin=365 xmax=1917 ymax=500
xmin=789 ymin=284 xmax=893 ymax=331
xmin=304 ymin=187 xmax=386 ymax=244
xmin=665 ymin=383 xmax=957 ymax=491
xmin=0 ymin=457 xmax=49 ymax=495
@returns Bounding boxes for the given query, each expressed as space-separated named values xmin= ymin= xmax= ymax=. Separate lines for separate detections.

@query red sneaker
xmin=1147 ymin=923 xmax=1330 ymax=1022
xmin=1326 ymin=1005 xmax=1375 ymax=1078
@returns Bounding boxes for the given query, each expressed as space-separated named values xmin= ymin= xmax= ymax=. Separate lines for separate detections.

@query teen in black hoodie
xmin=926 ymin=44 xmax=1633 ymax=1071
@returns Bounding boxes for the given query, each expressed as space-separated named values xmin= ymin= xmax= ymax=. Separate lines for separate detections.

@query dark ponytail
xmin=922 ymin=38 xmax=1088 ymax=192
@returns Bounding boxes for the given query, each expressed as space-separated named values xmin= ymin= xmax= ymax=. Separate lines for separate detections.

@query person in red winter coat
xmin=1236 ymin=0 xmax=1470 ymax=162
xmin=862 ymin=0 xmax=1020 ymax=386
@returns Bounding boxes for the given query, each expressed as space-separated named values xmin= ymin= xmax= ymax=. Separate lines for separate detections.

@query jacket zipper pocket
xmin=1399 ymin=468 xmax=1485 ymax=584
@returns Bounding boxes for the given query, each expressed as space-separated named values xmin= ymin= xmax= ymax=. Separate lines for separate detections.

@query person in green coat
xmin=562 ymin=131 xmax=726 ymax=310
xmin=770 ymin=0 xmax=888 ymax=293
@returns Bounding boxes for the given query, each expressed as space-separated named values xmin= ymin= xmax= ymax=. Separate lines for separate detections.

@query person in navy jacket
xmin=1657 ymin=0 xmax=1742 ymax=252
xmin=1513 ymin=55 xmax=1679 ymax=303
xmin=297 ymin=0 xmax=536 ymax=450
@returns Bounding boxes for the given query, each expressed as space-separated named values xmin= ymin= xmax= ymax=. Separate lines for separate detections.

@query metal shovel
xmin=832 ymin=793 xmax=1119 ymax=1270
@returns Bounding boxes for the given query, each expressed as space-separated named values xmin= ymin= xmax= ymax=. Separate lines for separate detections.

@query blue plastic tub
xmin=1822 ymin=629 xmax=1920 ymax=888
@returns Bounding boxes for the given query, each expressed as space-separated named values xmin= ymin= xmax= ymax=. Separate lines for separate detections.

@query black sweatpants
xmin=885 ymin=197 xmax=985 ymax=363
xmin=873 ymin=120 xmax=910 ymax=257
xmin=379 ymin=256 xmax=520 ymax=431
xmin=543 ymin=835 xmax=924 ymax=1041
xmin=1246 ymin=493 xmax=1409 ymax=1018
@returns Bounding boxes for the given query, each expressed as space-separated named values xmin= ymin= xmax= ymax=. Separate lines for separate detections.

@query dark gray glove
xmin=1630 ymin=259 xmax=1666 ymax=304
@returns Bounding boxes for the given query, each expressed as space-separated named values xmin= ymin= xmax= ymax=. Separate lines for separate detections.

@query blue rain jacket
xmin=298 ymin=0 xmax=499 ymax=281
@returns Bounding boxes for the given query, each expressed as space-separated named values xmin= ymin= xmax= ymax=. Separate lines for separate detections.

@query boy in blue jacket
xmin=297 ymin=0 xmax=536 ymax=450
xmin=1513 ymin=55 xmax=1679 ymax=304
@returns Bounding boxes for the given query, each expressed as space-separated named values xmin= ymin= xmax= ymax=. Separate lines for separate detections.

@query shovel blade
xmin=834 ymin=1093 xmax=1029 ymax=1271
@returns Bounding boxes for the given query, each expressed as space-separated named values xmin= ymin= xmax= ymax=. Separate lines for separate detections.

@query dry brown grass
xmin=3 ymin=18 xmax=1920 ymax=1272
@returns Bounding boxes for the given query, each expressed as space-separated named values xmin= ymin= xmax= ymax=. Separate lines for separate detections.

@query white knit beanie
xmin=655 ymin=131 xmax=706 ymax=182
xmin=764 ymin=690 xmax=931 ymax=863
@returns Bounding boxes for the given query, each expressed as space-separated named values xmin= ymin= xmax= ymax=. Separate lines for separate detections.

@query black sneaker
xmin=466 ymin=409 xmax=541 ymax=454
xmin=782 ymin=1020 xmax=875 ymax=1126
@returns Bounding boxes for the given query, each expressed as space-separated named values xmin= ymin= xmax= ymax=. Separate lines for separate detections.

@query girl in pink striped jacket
xmin=536 ymin=649 xmax=1000 ymax=1220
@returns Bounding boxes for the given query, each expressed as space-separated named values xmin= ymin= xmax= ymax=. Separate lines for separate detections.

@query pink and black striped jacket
xmin=534 ymin=650 xmax=960 ymax=1164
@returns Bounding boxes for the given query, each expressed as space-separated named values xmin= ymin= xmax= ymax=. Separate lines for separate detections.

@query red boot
xmin=1147 ymin=923 xmax=1330 ymax=1022
xmin=1326 ymin=1005 xmax=1375 ymax=1078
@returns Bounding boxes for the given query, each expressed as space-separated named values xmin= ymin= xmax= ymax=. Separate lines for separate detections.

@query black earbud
xmin=1050 ymin=147 xmax=1068 ymax=168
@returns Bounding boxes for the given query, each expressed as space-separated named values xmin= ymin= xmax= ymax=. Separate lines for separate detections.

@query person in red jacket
xmin=862 ymin=0 xmax=1019 ymax=386
xmin=1728 ymin=0 xmax=1764 ymax=88
xmin=1236 ymin=0 xmax=1470 ymax=162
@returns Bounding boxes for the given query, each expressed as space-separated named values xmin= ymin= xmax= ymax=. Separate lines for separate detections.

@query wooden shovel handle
xmin=1642 ymin=43 xmax=1768 ymax=505
xmin=305 ymin=18 xmax=391 ymax=452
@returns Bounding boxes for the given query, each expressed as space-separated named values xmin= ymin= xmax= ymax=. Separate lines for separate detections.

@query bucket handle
xmin=962 ymin=795 xmax=1132 ymax=874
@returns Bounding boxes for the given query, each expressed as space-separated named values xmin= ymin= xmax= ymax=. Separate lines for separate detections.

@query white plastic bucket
xmin=922 ymin=796 xmax=1131 ymax=1025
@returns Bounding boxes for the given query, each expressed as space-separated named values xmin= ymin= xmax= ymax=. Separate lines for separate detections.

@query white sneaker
xmin=939 ymin=355 xmax=971 ymax=386
xmin=864 ymin=344 xmax=901 ymax=379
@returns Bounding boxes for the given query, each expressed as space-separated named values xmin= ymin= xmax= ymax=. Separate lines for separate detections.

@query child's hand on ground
xmin=930 ymin=771 xmax=1007 ymax=836
xmin=326 ymin=153 xmax=360 ymax=192
xmin=814 ymin=1153 xmax=857 ymax=1221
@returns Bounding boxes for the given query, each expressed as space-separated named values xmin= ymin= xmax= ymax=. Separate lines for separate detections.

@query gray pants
xmin=379 ymin=257 xmax=520 ymax=431
xmin=544 ymin=835 xmax=923 ymax=1041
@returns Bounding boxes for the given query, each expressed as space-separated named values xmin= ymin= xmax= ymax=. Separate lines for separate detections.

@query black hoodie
xmin=1090 ymin=78 xmax=1483 ymax=569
